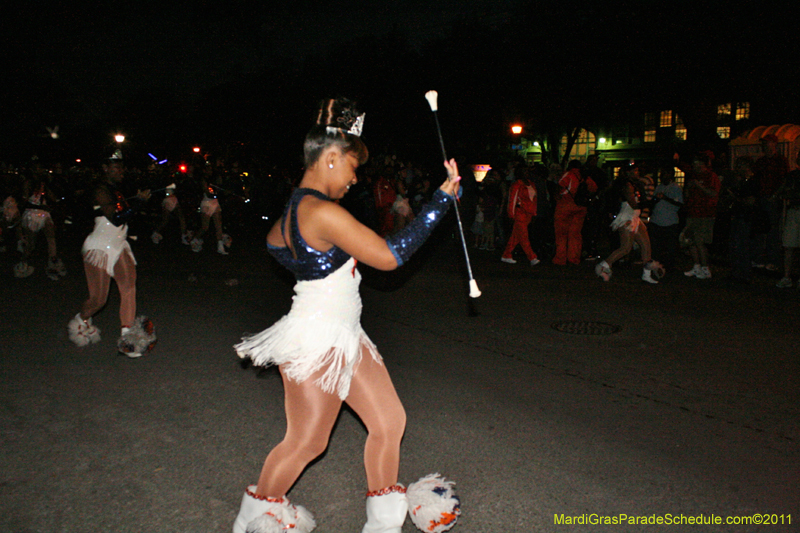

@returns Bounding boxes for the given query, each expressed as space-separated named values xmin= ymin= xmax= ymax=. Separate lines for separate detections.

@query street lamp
xmin=114 ymin=134 xmax=125 ymax=143
xmin=511 ymin=125 xmax=523 ymax=135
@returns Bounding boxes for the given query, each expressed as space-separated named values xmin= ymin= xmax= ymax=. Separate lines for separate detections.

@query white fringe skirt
xmin=235 ymin=257 xmax=381 ymax=400
xmin=610 ymin=202 xmax=642 ymax=234
xmin=82 ymin=216 xmax=135 ymax=277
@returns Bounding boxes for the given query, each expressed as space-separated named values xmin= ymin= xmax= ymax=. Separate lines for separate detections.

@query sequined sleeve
xmin=386 ymin=189 xmax=452 ymax=266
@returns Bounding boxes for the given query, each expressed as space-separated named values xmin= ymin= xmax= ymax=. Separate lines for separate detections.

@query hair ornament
xmin=325 ymin=113 xmax=365 ymax=137
xmin=347 ymin=113 xmax=365 ymax=136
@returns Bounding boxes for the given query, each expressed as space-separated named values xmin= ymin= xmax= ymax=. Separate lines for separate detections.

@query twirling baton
xmin=425 ymin=90 xmax=481 ymax=298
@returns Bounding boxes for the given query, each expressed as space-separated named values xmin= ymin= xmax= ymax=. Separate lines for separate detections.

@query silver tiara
xmin=348 ymin=113 xmax=365 ymax=136
xmin=325 ymin=112 xmax=365 ymax=137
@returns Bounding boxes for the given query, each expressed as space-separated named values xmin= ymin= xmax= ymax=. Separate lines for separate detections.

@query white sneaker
xmin=217 ymin=240 xmax=228 ymax=255
xmin=642 ymin=269 xmax=659 ymax=284
xmin=595 ymin=261 xmax=612 ymax=281
xmin=684 ymin=265 xmax=701 ymax=277
xmin=530 ymin=258 xmax=541 ymax=266
xmin=191 ymin=237 xmax=203 ymax=252
xmin=151 ymin=231 xmax=163 ymax=244
xmin=776 ymin=277 xmax=793 ymax=288
xmin=695 ymin=266 xmax=711 ymax=280
xmin=501 ymin=257 xmax=516 ymax=264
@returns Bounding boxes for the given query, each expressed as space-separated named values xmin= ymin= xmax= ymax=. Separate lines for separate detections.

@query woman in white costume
xmin=232 ymin=98 xmax=461 ymax=533
xmin=67 ymin=156 xmax=156 ymax=358
xmin=595 ymin=165 xmax=664 ymax=284
xmin=191 ymin=164 xmax=231 ymax=254
xmin=17 ymin=167 xmax=66 ymax=279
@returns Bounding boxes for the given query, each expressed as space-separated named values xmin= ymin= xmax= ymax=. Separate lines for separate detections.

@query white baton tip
xmin=166 ymin=183 xmax=176 ymax=189
xmin=469 ymin=279 xmax=481 ymax=298
xmin=425 ymin=90 xmax=438 ymax=111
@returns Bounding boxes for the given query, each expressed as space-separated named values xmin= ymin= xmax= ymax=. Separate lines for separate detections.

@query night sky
xmin=3 ymin=2 xmax=798 ymax=165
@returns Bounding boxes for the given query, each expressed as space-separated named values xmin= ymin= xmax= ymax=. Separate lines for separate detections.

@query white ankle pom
xmin=245 ymin=498 xmax=316 ymax=533
xmin=406 ymin=474 xmax=460 ymax=532
xmin=68 ymin=314 xmax=100 ymax=346
xmin=117 ymin=316 xmax=157 ymax=357
xmin=68 ymin=315 xmax=91 ymax=347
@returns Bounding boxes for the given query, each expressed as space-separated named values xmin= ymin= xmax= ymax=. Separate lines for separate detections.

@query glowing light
xmin=511 ymin=125 xmax=523 ymax=134
xmin=533 ymin=142 xmax=540 ymax=147
xmin=75 ymin=159 xmax=81 ymax=163
xmin=472 ymin=164 xmax=492 ymax=183
xmin=179 ymin=164 xmax=187 ymax=173
xmin=148 ymin=153 xmax=158 ymax=161
xmin=599 ymin=138 xmax=606 ymax=144
xmin=193 ymin=147 xmax=201 ymax=153
xmin=114 ymin=134 xmax=125 ymax=143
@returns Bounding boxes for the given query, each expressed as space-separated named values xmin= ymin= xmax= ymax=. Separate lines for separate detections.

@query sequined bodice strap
xmin=268 ymin=188 xmax=352 ymax=281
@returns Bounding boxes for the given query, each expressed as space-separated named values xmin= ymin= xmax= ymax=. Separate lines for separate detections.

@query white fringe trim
xmin=83 ymin=249 xmax=109 ymax=274
xmin=236 ymin=318 xmax=380 ymax=400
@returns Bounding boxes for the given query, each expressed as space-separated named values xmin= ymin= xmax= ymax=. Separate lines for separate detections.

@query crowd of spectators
xmin=2 ymin=136 xmax=799 ymax=287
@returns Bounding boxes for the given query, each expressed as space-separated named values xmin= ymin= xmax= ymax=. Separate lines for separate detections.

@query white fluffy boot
xmin=233 ymin=486 xmax=315 ymax=533
xmin=362 ymin=486 xmax=408 ymax=533
xmin=406 ymin=474 xmax=460 ymax=533
xmin=68 ymin=313 xmax=101 ymax=346
xmin=117 ymin=316 xmax=157 ymax=358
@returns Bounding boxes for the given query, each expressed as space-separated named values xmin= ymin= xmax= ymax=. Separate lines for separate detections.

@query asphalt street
xmin=1 ymin=226 xmax=798 ymax=532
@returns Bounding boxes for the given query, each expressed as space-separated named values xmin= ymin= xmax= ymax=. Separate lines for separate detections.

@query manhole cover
xmin=550 ymin=320 xmax=621 ymax=335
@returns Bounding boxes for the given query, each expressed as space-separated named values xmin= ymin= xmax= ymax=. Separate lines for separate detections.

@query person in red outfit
xmin=373 ymin=171 xmax=397 ymax=236
xmin=501 ymin=166 xmax=540 ymax=265
xmin=553 ymin=160 xmax=597 ymax=265
xmin=682 ymin=152 xmax=722 ymax=279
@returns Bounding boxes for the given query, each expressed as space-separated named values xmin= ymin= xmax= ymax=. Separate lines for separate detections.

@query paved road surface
xmin=1 ymin=228 xmax=797 ymax=532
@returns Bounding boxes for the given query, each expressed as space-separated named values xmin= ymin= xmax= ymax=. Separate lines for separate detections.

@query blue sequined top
xmin=268 ymin=188 xmax=352 ymax=281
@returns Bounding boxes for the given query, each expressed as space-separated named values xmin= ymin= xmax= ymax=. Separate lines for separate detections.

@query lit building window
xmin=644 ymin=129 xmax=656 ymax=142
xmin=717 ymin=103 xmax=731 ymax=117
xmin=736 ymin=102 xmax=750 ymax=120
xmin=675 ymin=115 xmax=686 ymax=140
xmin=717 ymin=126 xmax=730 ymax=139
xmin=559 ymin=128 xmax=596 ymax=161
xmin=674 ymin=167 xmax=685 ymax=187
xmin=660 ymin=110 xmax=673 ymax=128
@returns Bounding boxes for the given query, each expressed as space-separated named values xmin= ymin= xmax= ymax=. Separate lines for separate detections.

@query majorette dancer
xmin=16 ymin=167 xmax=67 ymax=279
xmin=595 ymin=164 xmax=665 ymax=284
xmin=151 ymin=179 xmax=190 ymax=246
xmin=67 ymin=153 xmax=157 ymax=357
xmin=190 ymin=165 xmax=231 ymax=254
xmin=232 ymin=98 xmax=461 ymax=533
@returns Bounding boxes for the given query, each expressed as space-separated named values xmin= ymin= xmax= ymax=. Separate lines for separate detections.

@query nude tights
xmin=254 ymin=347 xmax=406 ymax=497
